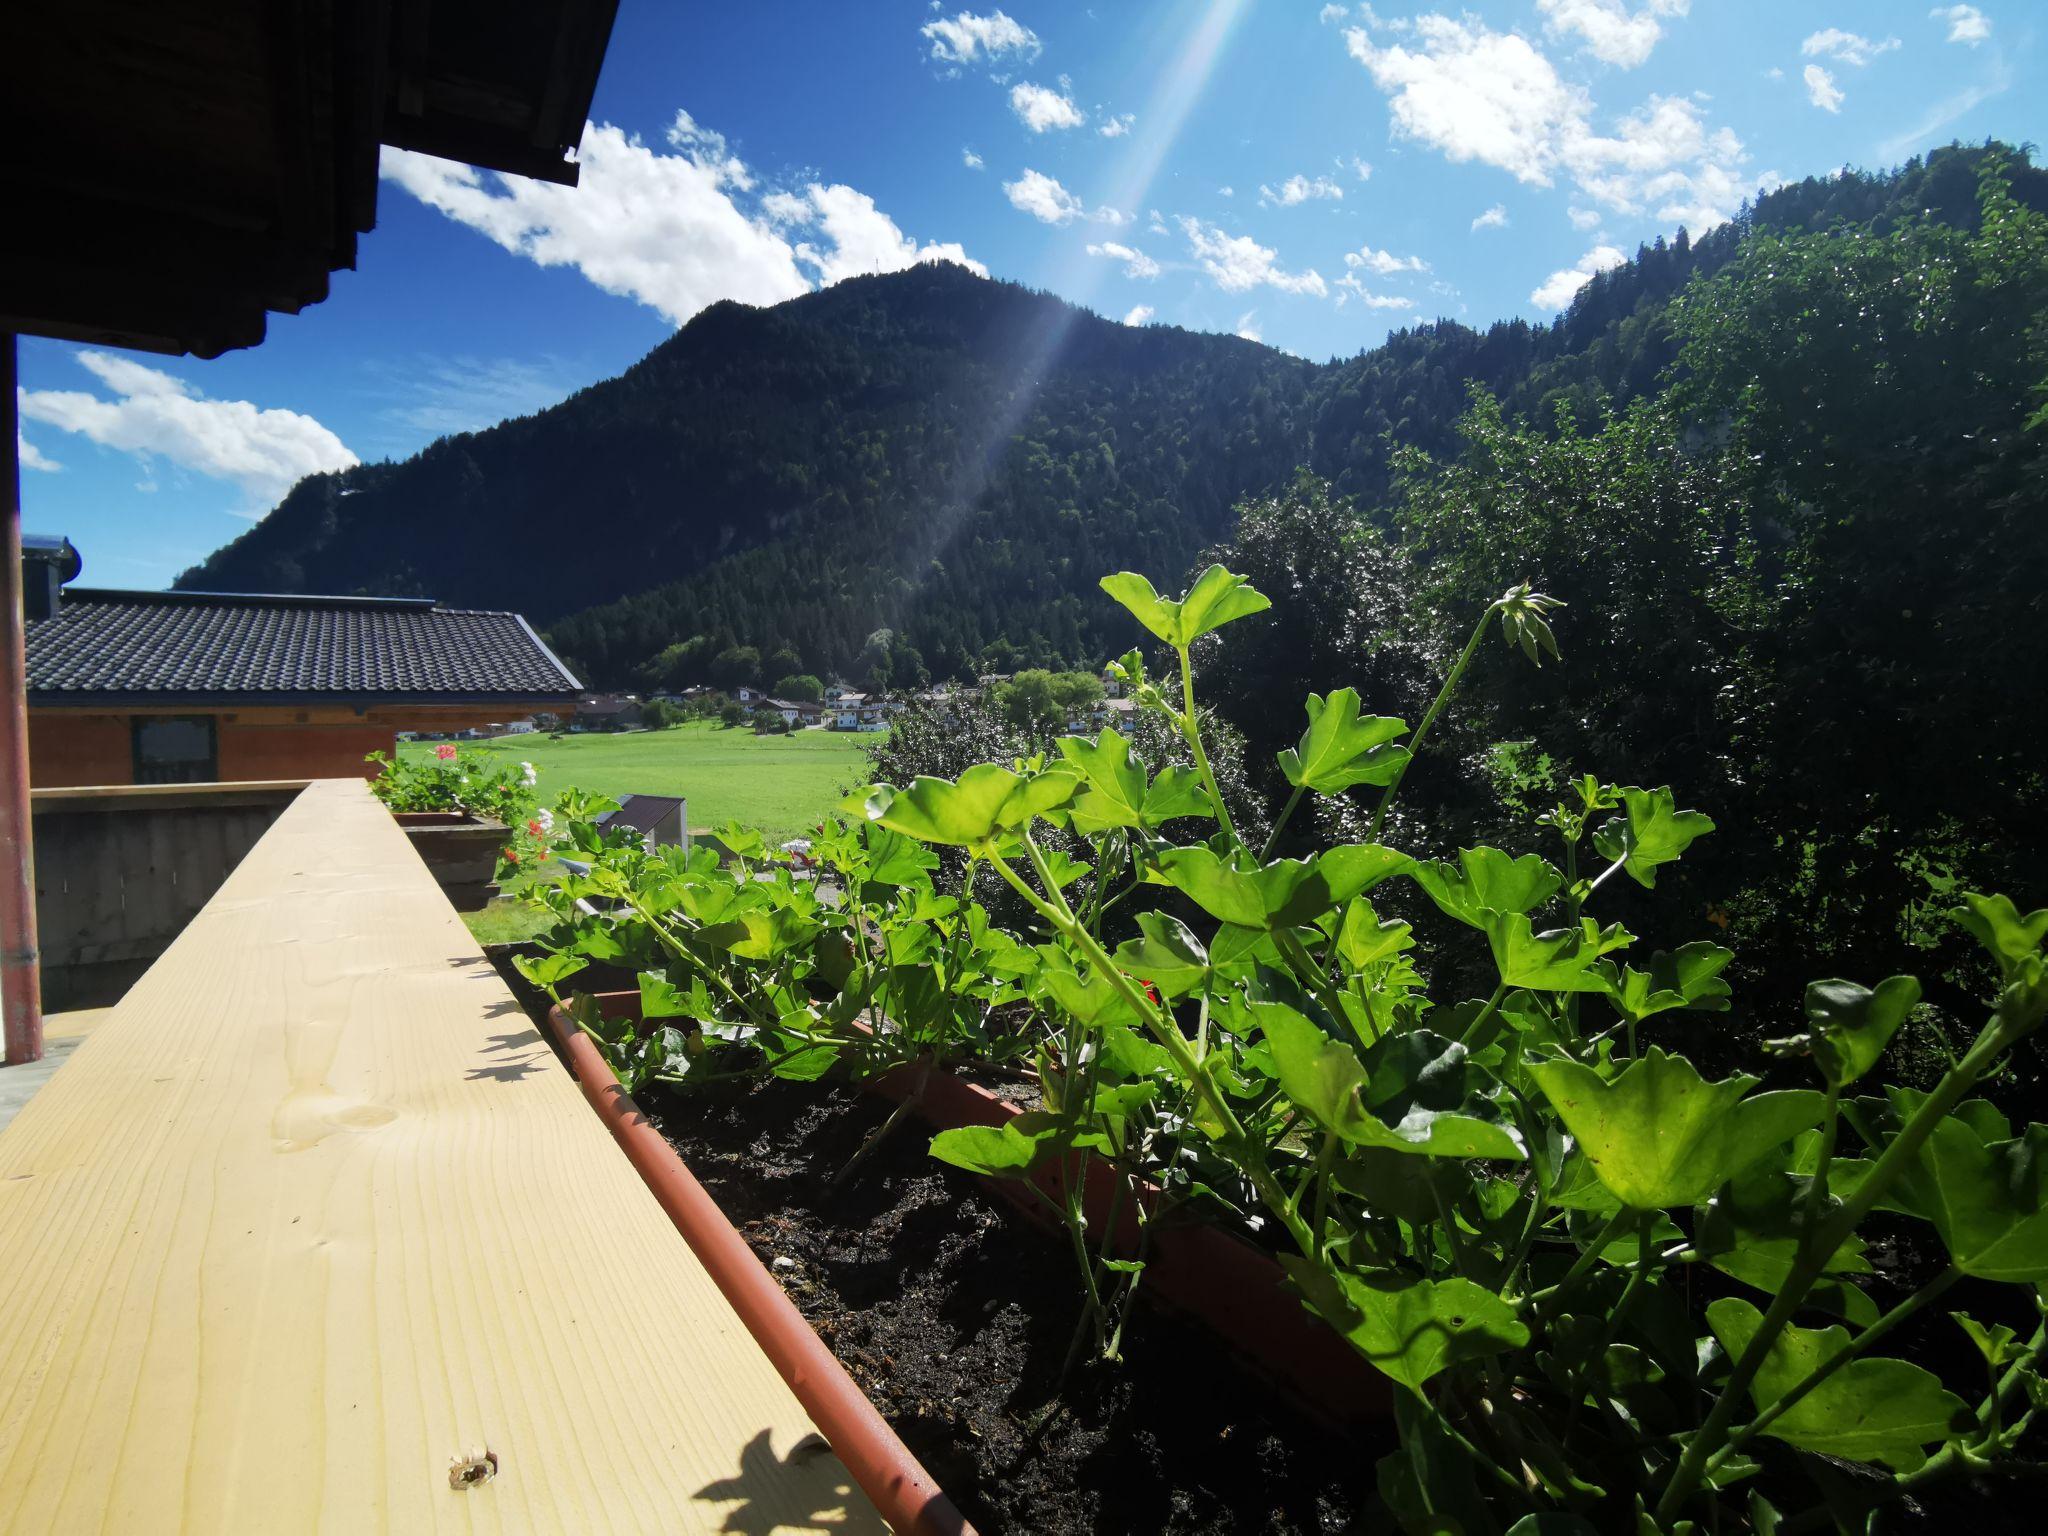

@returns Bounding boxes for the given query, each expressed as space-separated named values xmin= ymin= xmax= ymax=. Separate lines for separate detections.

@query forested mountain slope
xmin=177 ymin=143 xmax=2042 ymax=690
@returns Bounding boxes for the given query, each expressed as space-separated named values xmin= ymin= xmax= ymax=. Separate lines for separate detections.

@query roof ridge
xmin=68 ymin=588 xmax=440 ymax=612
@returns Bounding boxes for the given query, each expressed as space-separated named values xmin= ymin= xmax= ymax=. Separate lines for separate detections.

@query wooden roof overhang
xmin=0 ymin=0 xmax=620 ymax=359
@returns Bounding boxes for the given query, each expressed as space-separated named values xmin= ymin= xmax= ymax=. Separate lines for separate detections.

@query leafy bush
xmin=520 ymin=566 xmax=2048 ymax=1531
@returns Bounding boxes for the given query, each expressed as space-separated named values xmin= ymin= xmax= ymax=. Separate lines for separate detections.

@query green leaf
xmin=928 ymin=1118 xmax=1065 ymax=1178
xmin=1281 ymin=1259 xmax=1529 ymax=1393
xmin=1609 ymin=943 xmax=1735 ymax=1025
xmin=722 ymin=906 xmax=821 ymax=961
xmin=1955 ymin=1312 xmax=2023 ymax=1369
xmin=1152 ymin=846 xmax=1270 ymax=927
xmin=1101 ymin=564 xmax=1272 ymax=648
xmin=1140 ymin=766 xmax=1213 ymax=826
xmin=1802 ymin=975 xmax=1921 ymax=1087
xmin=1334 ymin=898 xmax=1414 ymax=970
xmin=1112 ymin=912 xmax=1210 ymax=1000
xmin=1277 ymin=689 xmax=1410 ymax=795
xmin=1591 ymin=787 xmax=1714 ymax=889
xmin=1696 ymin=1165 xmax=1877 ymax=1327
xmin=1528 ymin=1049 xmax=1825 ymax=1209
xmin=1707 ymin=1298 xmax=1971 ymax=1471
xmin=1411 ymin=847 xmax=1563 ymax=929
xmin=513 ymin=951 xmax=588 ymax=989
xmin=1485 ymin=913 xmax=1630 ymax=994
xmin=1257 ymin=1005 xmax=1524 ymax=1159
xmin=861 ymin=764 xmax=1076 ymax=845
xmin=1951 ymin=892 xmax=2048 ymax=979
xmin=860 ymin=824 xmax=940 ymax=886
xmin=1916 ymin=1117 xmax=2048 ymax=1282
xmin=637 ymin=970 xmax=692 ymax=1019
xmin=1057 ymin=729 xmax=1148 ymax=831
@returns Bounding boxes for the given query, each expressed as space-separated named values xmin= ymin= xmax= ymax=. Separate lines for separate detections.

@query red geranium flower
xmin=505 ymin=849 xmax=520 ymax=865
xmin=527 ymin=819 xmax=545 ymax=837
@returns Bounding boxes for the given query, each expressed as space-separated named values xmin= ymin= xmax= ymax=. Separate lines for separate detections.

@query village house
xmin=570 ymin=693 xmax=644 ymax=731
xmin=23 ymin=551 xmax=581 ymax=786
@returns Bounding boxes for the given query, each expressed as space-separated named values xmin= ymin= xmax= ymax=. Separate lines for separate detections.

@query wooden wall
xmin=29 ymin=784 xmax=303 ymax=1008
xmin=28 ymin=710 xmax=396 ymax=787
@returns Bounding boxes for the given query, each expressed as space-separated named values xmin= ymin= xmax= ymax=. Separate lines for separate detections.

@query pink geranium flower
xmin=434 ymin=743 xmax=457 ymax=760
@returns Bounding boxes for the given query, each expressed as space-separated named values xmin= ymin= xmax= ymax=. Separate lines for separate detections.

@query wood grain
xmin=0 ymin=779 xmax=885 ymax=1533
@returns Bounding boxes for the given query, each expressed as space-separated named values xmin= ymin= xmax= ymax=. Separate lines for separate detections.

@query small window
xmin=132 ymin=715 xmax=218 ymax=784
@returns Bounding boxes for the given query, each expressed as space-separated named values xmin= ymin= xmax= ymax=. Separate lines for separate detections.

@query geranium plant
xmin=519 ymin=566 xmax=2048 ymax=1531
xmin=366 ymin=743 xmax=552 ymax=871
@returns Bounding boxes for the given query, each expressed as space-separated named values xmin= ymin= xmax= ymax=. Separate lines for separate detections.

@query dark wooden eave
xmin=0 ymin=0 xmax=619 ymax=359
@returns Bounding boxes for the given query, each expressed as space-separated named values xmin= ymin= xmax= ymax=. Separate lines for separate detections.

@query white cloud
xmin=1217 ymin=185 xmax=1235 ymax=198
xmin=1530 ymin=243 xmax=1626 ymax=311
xmin=1099 ymin=113 xmax=1136 ymax=138
xmin=1010 ymin=81 xmax=1085 ymax=132
xmin=1004 ymin=167 xmax=1084 ymax=223
xmin=1259 ymin=173 xmax=1346 ymax=207
xmin=1346 ymin=243 xmax=1430 ymax=275
xmin=1178 ymin=217 xmax=1327 ymax=295
xmin=1122 ymin=304 xmax=1156 ymax=326
xmin=1086 ymin=241 xmax=1162 ymax=279
xmin=1803 ymin=64 xmax=1844 ymax=113
xmin=1802 ymin=29 xmax=1901 ymax=68
xmin=1335 ymin=274 xmax=1419 ymax=309
xmin=1931 ymin=5 xmax=1991 ymax=46
xmin=1348 ymin=156 xmax=1374 ymax=180
xmin=784 ymin=184 xmax=989 ymax=284
xmin=369 ymin=355 xmax=579 ymax=440
xmin=1344 ymin=15 xmax=1750 ymax=227
xmin=17 ymin=430 xmax=60 ymax=473
xmin=1568 ymin=205 xmax=1602 ymax=229
xmin=963 ymin=147 xmax=984 ymax=169
xmin=383 ymin=113 xmax=976 ymax=326
xmin=19 ymin=351 xmax=357 ymax=503
xmin=1471 ymin=203 xmax=1509 ymax=231
xmin=921 ymin=10 xmax=1041 ymax=66
xmin=1235 ymin=311 xmax=1263 ymax=342
xmin=1537 ymin=0 xmax=1690 ymax=71
xmin=1320 ymin=4 xmax=1349 ymax=23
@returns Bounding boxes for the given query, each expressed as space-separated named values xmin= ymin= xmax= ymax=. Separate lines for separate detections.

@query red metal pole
xmin=1 ymin=333 xmax=43 ymax=1066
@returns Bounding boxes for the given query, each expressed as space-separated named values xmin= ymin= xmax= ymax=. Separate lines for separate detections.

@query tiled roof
xmin=27 ymin=589 xmax=582 ymax=703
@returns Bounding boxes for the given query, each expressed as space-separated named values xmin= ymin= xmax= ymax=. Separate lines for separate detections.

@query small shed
xmin=597 ymin=793 xmax=688 ymax=849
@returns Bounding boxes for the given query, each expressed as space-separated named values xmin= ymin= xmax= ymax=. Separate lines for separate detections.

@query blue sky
xmin=16 ymin=1 xmax=2036 ymax=592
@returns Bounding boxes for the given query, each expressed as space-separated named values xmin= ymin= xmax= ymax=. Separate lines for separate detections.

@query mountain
xmin=177 ymin=142 xmax=2041 ymax=689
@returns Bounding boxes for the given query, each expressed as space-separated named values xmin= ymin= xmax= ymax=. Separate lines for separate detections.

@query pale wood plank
xmin=0 ymin=779 xmax=885 ymax=1533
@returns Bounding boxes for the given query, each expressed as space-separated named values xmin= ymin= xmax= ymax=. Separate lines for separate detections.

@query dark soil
xmin=642 ymin=1077 xmax=1386 ymax=1536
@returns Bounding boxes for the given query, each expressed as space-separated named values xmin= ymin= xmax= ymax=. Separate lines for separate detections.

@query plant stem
xmin=1175 ymin=644 xmax=1237 ymax=844
xmin=1261 ymin=784 xmax=1306 ymax=862
xmin=1656 ymin=1007 xmax=2030 ymax=1523
xmin=1460 ymin=982 xmax=1511 ymax=1048
xmin=987 ymin=843 xmax=1316 ymax=1256
xmin=1703 ymin=1266 xmax=1963 ymax=1482
xmin=1369 ymin=601 xmax=1496 ymax=843
xmin=1523 ymin=1206 xmax=1630 ymax=1315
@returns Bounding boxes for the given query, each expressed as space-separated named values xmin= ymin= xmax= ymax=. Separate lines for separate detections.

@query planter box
xmin=393 ymin=811 xmax=508 ymax=911
xmin=556 ymin=992 xmax=1392 ymax=1430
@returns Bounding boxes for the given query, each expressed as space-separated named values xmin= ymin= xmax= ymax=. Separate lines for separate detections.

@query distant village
xmin=403 ymin=670 xmax=1140 ymax=742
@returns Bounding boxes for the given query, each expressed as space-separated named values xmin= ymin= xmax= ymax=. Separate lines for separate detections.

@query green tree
xmin=773 ymin=673 xmax=824 ymax=703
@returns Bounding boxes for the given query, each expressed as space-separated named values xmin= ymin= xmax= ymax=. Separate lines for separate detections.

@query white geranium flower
xmin=520 ymin=761 xmax=538 ymax=787
xmin=534 ymin=808 xmax=554 ymax=834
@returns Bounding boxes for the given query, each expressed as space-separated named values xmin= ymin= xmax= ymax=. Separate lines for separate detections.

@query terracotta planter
xmin=564 ymin=992 xmax=1393 ymax=1429
xmin=393 ymin=810 xmax=508 ymax=910
xmin=542 ymin=998 xmax=971 ymax=1536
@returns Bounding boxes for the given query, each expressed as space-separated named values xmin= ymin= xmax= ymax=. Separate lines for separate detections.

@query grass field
xmin=400 ymin=721 xmax=880 ymax=843
xmin=405 ymin=722 xmax=882 ymax=945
